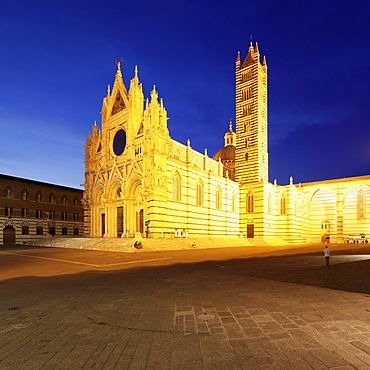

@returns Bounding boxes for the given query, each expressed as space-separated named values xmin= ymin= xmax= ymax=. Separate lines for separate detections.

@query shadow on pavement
xmin=1 ymin=248 xmax=370 ymax=295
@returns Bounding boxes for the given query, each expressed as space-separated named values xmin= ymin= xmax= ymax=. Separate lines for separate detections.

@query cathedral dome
xmin=212 ymin=121 xmax=236 ymax=180
xmin=212 ymin=145 xmax=235 ymax=162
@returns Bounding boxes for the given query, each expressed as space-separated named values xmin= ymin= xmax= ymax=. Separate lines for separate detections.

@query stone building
xmin=0 ymin=174 xmax=84 ymax=244
xmin=83 ymin=42 xmax=370 ymax=244
xmin=83 ymin=63 xmax=239 ymax=239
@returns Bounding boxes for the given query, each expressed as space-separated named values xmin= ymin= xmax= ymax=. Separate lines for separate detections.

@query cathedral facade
xmin=84 ymin=43 xmax=370 ymax=244
xmin=83 ymin=64 xmax=240 ymax=240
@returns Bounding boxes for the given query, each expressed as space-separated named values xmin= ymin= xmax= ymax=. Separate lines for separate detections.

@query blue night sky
xmin=1 ymin=0 xmax=369 ymax=188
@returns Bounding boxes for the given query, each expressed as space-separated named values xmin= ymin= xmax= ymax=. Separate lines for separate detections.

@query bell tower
xmin=235 ymin=42 xmax=268 ymax=184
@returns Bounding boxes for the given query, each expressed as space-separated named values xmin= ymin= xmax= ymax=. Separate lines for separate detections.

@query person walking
xmin=324 ymin=246 xmax=331 ymax=268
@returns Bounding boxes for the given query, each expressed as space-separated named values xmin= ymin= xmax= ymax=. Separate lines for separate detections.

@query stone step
xmin=29 ymin=236 xmax=271 ymax=252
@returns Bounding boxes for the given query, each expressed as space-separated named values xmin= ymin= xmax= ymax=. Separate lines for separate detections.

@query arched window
xmin=294 ymin=196 xmax=297 ymax=215
xmin=268 ymin=193 xmax=272 ymax=214
xmin=358 ymin=189 xmax=366 ymax=220
xmin=301 ymin=199 xmax=305 ymax=216
xmin=244 ymin=122 xmax=250 ymax=133
xmin=242 ymin=70 xmax=252 ymax=82
xmin=243 ymin=105 xmax=252 ymax=116
xmin=5 ymin=186 xmax=12 ymax=198
xmin=196 ymin=180 xmax=204 ymax=206
xmin=21 ymin=189 xmax=28 ymax=201
xmin=172 ymin=173 xmax=181 ymax=202
xmin=280 ymin=194 xmax=287 ymax=215
xmin=174 ymin=150 xmax=181 ymax=160
xmin=61 ymin=195 xmax=67 ymax=205
xmin=231 ymin=192 xmax=236 ymax=213
xmin=242 ymin=88 xmax=252 ymax=101
xmin=247 ymin=88 xmax=252 ymax=99
xmin=215 ymin=187 xmax=222 ymax=210
xmin=246 ymin=191 xmax=254 ymax=213
xmin=49 ymin=193 xmax=55 ymax=204
xmin=36 ymin=191 xmax=43 ymax=202
xmin=245 ymin=152 xmax=249 ymax=161
xmin=5 ymin=206 xmax=13 ymax=217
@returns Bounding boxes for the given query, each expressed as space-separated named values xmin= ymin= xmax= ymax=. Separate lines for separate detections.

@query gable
xmin=111 ymin=90 xmax=126 ymax=116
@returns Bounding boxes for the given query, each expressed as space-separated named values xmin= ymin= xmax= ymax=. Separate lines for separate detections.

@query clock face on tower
xmin=112 ymin=129 xmax=126 ymax=156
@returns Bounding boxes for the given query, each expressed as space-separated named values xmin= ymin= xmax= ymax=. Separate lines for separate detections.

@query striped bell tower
xmin=235 ymin=42 xmax=268 ymax=184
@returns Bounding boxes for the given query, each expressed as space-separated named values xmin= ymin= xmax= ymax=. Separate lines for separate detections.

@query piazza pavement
xmin=1 ymin=241 xmax=370 ymax=369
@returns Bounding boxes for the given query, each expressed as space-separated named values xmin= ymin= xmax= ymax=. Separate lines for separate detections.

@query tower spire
xmin=235 ymin=41 xmax=268 ymax=183
xmin=243 ymin=41 xmax=255 ymax=66
xmin=236 ymin=51 xmax=241 ymax=70
xmin=255 ymin=42 xmax=259 ymax=54
xmin=262 ymin=55 xmax=267 ymax=67
xmin=150 ymin=85 xmax=158 ymax=103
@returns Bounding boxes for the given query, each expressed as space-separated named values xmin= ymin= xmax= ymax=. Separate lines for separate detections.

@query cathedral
xmin=83 ymin=42 xmax=370 ymax=245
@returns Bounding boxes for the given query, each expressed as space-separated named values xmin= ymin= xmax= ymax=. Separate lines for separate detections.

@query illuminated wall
xmin=84 ymin=45 xmax=370 ymax=245
xmin=84 ymin=63 xmax=240 ymax=240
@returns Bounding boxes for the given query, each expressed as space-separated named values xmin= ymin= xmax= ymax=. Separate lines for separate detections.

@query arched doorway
xmin=3 ymin=226 xmax=16 ymax=244
xmin=117 ymin=206 xmax=123 ymax=237
xmin=310 ymin=189 xmax=337 ymax=242
xmin=343 ymin=184 xmax=370 ymax=238
xmin=246 ymin=219 xmax=255 ymax=238
xmin=101 ymin=213 xmax=105 ymax=236
xmin=321 ymin=221 xmax=330 ymax=243
xmin=137 ymin=209 xmax=144 ymax=235
xmin=247 ymin=224 xmax=254 ymax=238
xmin=128 ymin=178 xmax=144 ymax=236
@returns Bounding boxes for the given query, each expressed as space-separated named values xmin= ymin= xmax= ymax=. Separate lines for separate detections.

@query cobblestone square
xmin=1 ymin=243 xmax=370 ymax=369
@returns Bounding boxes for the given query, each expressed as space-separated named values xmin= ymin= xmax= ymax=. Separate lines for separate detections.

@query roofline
xmin=0 ymin=173 xmax=83 ymax=193
xmin=298 ymin=174 xmax=370 ymax=187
